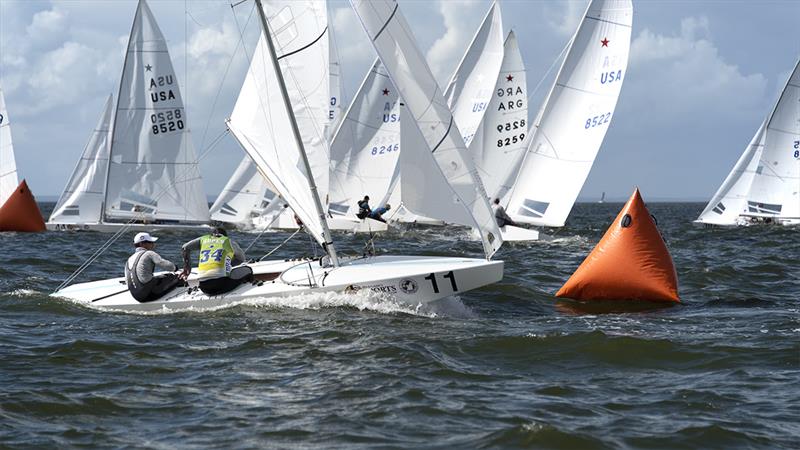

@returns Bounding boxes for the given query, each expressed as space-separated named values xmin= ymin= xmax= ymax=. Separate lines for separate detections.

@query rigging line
xmin=197 ymin=1 xmax=256 ymax=153
xmin=243 ymin=204 xmax=288 ymax=253
xmin=526 ymin=38 xmax=571 ymax=108
xmin=259 ymin=227 xmax=301 ymax=261
xmin=56 ymin=130 xmax=230 ymax=292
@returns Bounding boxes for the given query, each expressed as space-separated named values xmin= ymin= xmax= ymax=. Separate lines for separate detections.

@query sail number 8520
xmin=151 ymin=109 xmax=184 ymax=135
xmin=423 ymin=271 xmax=458 ymax=294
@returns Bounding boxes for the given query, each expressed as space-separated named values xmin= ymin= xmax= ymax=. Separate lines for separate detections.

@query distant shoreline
xmin=33 ymin=196 xmax=709 ymax=204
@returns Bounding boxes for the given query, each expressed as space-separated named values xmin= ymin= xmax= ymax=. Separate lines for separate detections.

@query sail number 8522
xmin=423 ymin=271 xmax=458 ymax=294
xmin=585 ymin=112 xmax=611 ymax=129
xmin=794 ymin=140 xmax=800 ymax=159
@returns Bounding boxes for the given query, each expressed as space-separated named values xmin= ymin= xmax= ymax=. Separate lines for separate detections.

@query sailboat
xmin=466 ymin=29 xmax=542 ymax=241
xmin=501 ymin=0 xmax=632 ymax=229
xmin=349 ymin=0 xmax=504 ymax=249
xmin=47 ymin=0 xmax=209 ymax=232
xmin=210 ymin=16 xmax=383 ymax=234
xmin=0 ymin=87 xmax=46 ymax=232
xmin=695 ymin=58 xmax=800 ymax=226
xmin=327 ymin=59 xmax=400 ymax=230
xmin=52 ymin=0 xmax=503 ymax=312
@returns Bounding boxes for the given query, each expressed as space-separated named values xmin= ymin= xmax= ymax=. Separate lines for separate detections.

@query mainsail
xmin=104 ymin=0 xmax=208 ymax=224
xmin=0 ymin=87 xmax=19 ymax=206
xmin=470 ymin=31 xmax=528 ymax=201
xmin=505 ymin=0 xmax=632 ymax=227
xmin=443 ymin=1 xmax=504 ymax=148
xmin=227 ymin=0 xmax=332 ymax=247
xmin=50 ymin=95 xmax=114 ymax=224
xmin=697 ymin=58 xmax=800 ymax=224
xmin=328 ymin=59 xmax=401 ymax=219
xmin=350 ymin=0 xmax=502 ymax=258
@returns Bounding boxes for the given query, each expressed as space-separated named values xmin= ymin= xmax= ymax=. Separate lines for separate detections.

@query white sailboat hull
xmin=51 ymin=255 xmax=503 ymax=312
xmin=500 ymin=225 xmax=544 ymax=242
xmin=46 ymin=222 xmax=211 ymax=232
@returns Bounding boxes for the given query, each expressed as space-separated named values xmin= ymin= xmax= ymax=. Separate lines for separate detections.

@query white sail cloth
xmin=328 ymin=59 xmax=401 ymax=219
xmin=744 ymin=59 xmax=800 ymax=220
xmin=505 ymin=0 xmax=632 ymax=227
xmin=104 ymin=0 xmax=208 ymax=223
xmin=0 ymin=87 xmax=19 ymax=206
xmin=50 ymin=95 xmax=114 ymax=224
xmin=209 ymin=156 xmax=276 ymax=224
xmin=350 ymin=0 xmax=502 ymax=258
xmin=443 ymin=1 xmax=504 ymax=148
xmin=469 ymin=31 xmax=528 ymax=201
xmin=228 ymin=0 xmax=330 ymax=246
xmin=697 ymin=58 xmax=800 ymax=224
xmin=696 ymin=121 xmax=766 ymax=225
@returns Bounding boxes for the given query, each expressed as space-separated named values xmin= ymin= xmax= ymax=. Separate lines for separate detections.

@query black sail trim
xmin=372 ymin=3 xmax=399 ymax=41
xmin=277 ymin=27 xmax=328 ymax=61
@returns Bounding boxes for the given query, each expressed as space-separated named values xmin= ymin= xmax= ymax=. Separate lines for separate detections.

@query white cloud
xmin=331 ymin=4 xmax=373 ymax=92
xmin=26 ymin=6 xmax=68 ymax=42
xmin=625 ymin=16 xmax=767 ymax=120
xmin=426 ymin=0 xmax=485 ymax=84
xmin=543 ymin=1 xmax=585 ymax=36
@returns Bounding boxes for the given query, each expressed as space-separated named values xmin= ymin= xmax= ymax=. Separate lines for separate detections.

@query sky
xmin=1 ymin=0 xmax=799 ymax=202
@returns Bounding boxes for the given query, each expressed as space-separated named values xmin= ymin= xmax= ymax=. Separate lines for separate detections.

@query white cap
xmin=133 ymin=232 xmax=158 ymax=244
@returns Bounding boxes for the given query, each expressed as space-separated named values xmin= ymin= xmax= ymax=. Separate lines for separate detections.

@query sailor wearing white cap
xmin=124 ymin=232 xmax=182 ymax=302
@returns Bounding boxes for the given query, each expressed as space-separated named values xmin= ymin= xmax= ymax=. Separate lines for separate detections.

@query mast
xmin=255 ymin=0 xmax=340 ymax=267
xmin=101 ymin=0 xmax=141 ymax=222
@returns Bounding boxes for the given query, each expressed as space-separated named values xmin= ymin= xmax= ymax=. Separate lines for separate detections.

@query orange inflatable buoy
xmin=0 ymin=179 xmax=47 ymax=232
xmin=556 ymin=188 xmax=679 ymax=303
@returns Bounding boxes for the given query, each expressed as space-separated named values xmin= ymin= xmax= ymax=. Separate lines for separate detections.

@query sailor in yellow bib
xmin=197 ymin=234 xmax=234 ymax=278
xmin=182 ymin=227 xmax=253 ymax=295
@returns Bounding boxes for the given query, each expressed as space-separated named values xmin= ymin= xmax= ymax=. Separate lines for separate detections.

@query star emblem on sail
xmin=500 ymin=0 xmax=632 ymax=228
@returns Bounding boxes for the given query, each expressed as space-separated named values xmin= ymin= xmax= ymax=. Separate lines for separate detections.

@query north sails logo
xmin=399 ymin=279 xmax=418 ymax=294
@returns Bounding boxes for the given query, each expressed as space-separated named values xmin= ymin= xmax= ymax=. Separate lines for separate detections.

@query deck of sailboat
xmin=52 ymin=255 xmax=503 ymax=312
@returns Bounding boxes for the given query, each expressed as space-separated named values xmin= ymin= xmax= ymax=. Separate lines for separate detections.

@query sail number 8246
xmin=151 ymin=109 xmax=184 ymax=135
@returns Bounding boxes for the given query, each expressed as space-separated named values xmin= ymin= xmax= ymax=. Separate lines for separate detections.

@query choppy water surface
xmin=1 ymin=202 xmax=798 ymax=449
